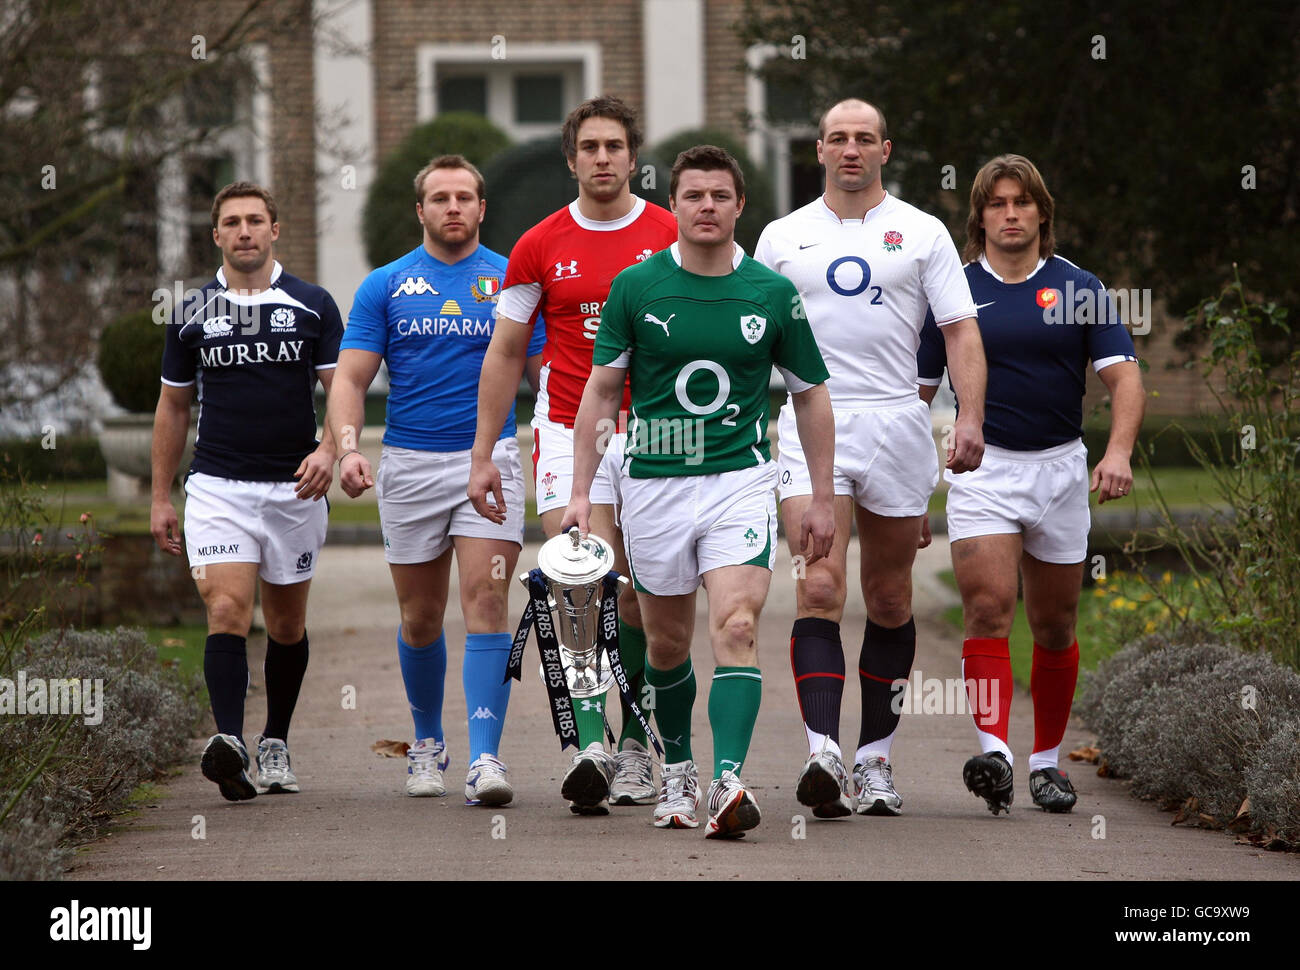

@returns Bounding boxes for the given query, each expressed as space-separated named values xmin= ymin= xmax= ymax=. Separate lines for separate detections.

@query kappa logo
xmin=743 ymin=527 xmax=759 ymax=548
xmin=391 ymin=276 xmax=438 ymax=298
xmin=554 ymin=259 xmax=579 ymax=279
xmin=295 ymin=551 xmax=313 ymax=572
xmin=202 ymin=315 xmax=234 ymax=338
xmin=740 ymin=314 xmax=766 ymax=345
xmin=645 ymin=311 xmax=675 ymax=336
xmin=469 ymin=706 xmax=499 ymax=720
xmin=269 ymin=307 xmax=295 ymax=331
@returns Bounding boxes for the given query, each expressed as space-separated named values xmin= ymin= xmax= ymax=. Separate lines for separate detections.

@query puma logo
xmin=644 ymin=312 xmax=675 ymax=337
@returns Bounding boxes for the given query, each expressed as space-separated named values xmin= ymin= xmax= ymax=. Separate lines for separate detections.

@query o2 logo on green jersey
xmin=826 ymin=256 xmax=884 ymax=305
xmin=675 ymin=360 xmax=740 ymax=426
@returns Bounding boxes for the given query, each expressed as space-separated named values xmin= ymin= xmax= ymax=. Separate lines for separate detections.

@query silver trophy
xmin=521 ymin=527 xmax=628 ymax=698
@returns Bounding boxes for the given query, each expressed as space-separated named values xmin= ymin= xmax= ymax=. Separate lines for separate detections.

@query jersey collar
xmin=668 ymin=240 xmax=745 ymax=269
xmin=216 ymin=259 xmax=283 ymax=290
xmin=979 ymin=253 xmax=1047 ymax=283
xmin=819 ymin=192 xmax=891 ymax=224
xmin=568 ymin=195 xmax=646 ymax=231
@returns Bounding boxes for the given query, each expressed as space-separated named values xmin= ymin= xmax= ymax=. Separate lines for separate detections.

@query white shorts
xmin=532 ymin=413 xmax=624 ymax=515
xmin=944 ymin=439 xmax=1090 ymax=564
xmin=375 ymin=437 xmax=525 ymax=564
xmin=777 ymin=398 xmax=939 ymax=516
xmin=184 ymin=472 xmax=328 ymax=585
xmin=620 ymin=462 xmax=778 ymax=596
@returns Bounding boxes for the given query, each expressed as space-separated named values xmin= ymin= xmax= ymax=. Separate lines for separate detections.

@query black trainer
xmin=1029 ymin=767 xmax=1077 ymax=812
xmin=963 ymin=751 xmax=1013 ymax=815
xmin=201 ymin=733 xmax=257 ymax=802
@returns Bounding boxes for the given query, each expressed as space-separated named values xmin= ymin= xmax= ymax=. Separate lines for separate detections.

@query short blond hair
xmin=413 ymin=154 xmax=485 ymax=203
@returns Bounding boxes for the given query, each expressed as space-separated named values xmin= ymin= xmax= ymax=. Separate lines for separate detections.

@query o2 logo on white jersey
xmin=269 ymin=307 xmax=295 ymax=331
xmin=825 ymin=256 xmax=883 ymax=305
xmin=554 ymin=259 xmax=579 ymax=279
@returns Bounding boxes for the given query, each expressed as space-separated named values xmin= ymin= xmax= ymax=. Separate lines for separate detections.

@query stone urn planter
xmin=98 ymin=412 xmax=197 ymax=502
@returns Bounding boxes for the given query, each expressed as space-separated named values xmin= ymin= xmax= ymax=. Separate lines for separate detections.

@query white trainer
xmin=653 ymin=760 xmax=701 ymax=828
xmin=254 ymin=735 xmax=300 ymax=794
xmin=465 ymin=754 xmax=514 ymax=806
xmin=704 ymin=769 xmax=761 ymax=839
xmin=854 ymin=756 xmax=903 ymax=816
xmin=796 ymin=739 xmax=852 ymax=818
xmin=406 ymin=738 xmax=450 ymax=797
xmin=610 ymin=737 xmax=657 ymax=806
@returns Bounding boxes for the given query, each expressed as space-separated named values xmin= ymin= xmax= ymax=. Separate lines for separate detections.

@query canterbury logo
xmin=390 ymin=276 xmax=438 ymax=298
xmin=469 ymin=707 xmax=498 ymax=720
xmin=645 ymin=312 xmax=675 ymax=336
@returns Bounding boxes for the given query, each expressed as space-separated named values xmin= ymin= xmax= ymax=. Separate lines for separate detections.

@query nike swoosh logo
xmin=975 ymin=301 xmax=997 ymax=310
xmin=798 ymin=243 xmax=820 ymax=250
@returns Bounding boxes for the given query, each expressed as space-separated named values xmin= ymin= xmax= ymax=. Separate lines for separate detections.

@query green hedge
xmin=97 ymin=308 xmax=164 ymax=412
xmin=1 ymin=436 xmax=107 ymax=480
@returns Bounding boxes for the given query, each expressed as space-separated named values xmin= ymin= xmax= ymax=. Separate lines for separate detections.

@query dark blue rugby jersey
xmin=161 ymin=261 xmax=344 ymax=481
xmin=918 ymin=255 xmax=1138 ymax=450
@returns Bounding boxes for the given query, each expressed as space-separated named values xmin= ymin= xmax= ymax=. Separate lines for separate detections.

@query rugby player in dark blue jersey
xmin=918 ymin=155 xmax=1144 ymax=815
xmin=151 ymin=182 xmax=344 ymax=801
xmin=326 ymin=155 xmax=543 ymax=806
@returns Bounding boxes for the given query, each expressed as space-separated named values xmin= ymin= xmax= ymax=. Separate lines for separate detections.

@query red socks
xmin=961 ymin=637 xmax=1013 ymax=757
xmin=1030 ymin=640 xmax=1079 ymax=769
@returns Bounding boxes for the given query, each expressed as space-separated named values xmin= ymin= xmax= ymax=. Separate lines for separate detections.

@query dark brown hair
xmin=560 ymin=95 xmax=643 ymax=162
xmin=211 ymin=181 xmax=277 ymax=229
xmin=669 ymin=145 xmax=746 ymax=200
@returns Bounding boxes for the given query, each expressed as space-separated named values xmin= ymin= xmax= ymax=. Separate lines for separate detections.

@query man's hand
xmin=558 ymin=494 xmax=592 ymax=540
xmin=293 ymin=445 xmax=334 ymax=500
xmin=339 ymin=451 xmax=374 ymax=498
xmin=1091 ymin=451 xmax=1133 ymax=504
xmin=918 ymin=515 xmax=932 ymax=549
xmin=799 ymin=497 xmax=835 ymax=566
xmin=151 ymin=500 xmax=183 ymax=556
xmin=468 ymin=452 xmax=507 ymax=524
xmin=946 ymin=415 xmax=985 ymax=473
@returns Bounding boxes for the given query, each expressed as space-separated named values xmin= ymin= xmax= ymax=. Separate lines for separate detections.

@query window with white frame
xmin=417 ymin=43 xmax=600 ymax=141
xmin=746 ymin=45 xmax=822 ymax=217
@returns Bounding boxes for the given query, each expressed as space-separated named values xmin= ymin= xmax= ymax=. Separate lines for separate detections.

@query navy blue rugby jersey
xmin=917 ymin=255 xmax=1137 ymax=450
xmin=161 ymin=261 xmax=344 ymax=481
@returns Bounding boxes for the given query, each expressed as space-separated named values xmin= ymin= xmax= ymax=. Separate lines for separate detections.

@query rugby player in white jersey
xmin=151 ymin=182 xmax=343 ymax=801
xmin=754 ymin=99 xmax=987 ymax=818
xmin=918 ymin=154 xmax=1143 ymax=815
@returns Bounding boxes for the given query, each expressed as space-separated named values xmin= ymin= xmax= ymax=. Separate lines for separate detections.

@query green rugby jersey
xmin=594 ymin=242 xmax=828 ymax=477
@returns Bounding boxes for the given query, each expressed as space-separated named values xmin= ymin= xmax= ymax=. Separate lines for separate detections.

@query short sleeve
xmin=916 ymin=308 xmax=947 ymax=384
xmin=753 ymin=224 xmax=777 ymax=271
xmin=922 ymin=227 xmax=978 ymax=326
xmin=160 ymin=298 xmax=195 ymax=387
xmin=340 ymin=271 xmax=390 ymax=355
xmin=315 ymin=290 xmax=344 ymax=368
xmin=592 ymin=270 xmax=634 ymax=367
xmin=770 ymin=282 xmax=828 ymax=388
xmin=1084 ymin=277 xmax=1138 ymax=371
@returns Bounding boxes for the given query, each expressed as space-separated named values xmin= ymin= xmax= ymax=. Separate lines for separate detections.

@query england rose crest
xmin=883 ymin=230 xmax=903 ymax=252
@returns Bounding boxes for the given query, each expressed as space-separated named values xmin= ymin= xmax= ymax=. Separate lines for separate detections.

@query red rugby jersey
xmin=500 ymin=197 xmax=677 ymax=427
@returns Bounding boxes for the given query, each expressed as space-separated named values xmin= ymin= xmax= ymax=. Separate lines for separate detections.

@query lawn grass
xmin=926 ymin=464 xmax=1217 ymax=517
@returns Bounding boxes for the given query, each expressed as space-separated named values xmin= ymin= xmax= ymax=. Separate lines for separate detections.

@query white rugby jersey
xmin=755 ymin=194 xmax=977 ymax=408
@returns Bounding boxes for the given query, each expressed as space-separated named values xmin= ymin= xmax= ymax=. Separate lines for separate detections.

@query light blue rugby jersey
xmin=342 ymin=244 xmax=545 ymax=451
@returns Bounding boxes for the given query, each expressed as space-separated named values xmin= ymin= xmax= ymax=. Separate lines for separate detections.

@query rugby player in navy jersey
xmin=151 ymin=182 xmax=344 ymax=801
xmin=326 ymin=155 xmax=544 ymax=806
xmin=918 ymin=154 xmax=1144 ymax=814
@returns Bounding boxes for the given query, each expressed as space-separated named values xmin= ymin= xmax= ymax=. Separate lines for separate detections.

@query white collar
xmin=217 ymin=259 xmax=283 ymax=290
xmin=980 ymin=253 xmax=1047 ymax=283
xmin=567 ymin=196 xmax=646 ymax=231
xmin=668 ymin=240 xmax=745 ymax=270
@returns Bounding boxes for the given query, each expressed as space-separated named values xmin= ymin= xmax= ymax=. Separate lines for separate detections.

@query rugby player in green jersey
xmin=561 ymin=146 xmax=836 ymax=838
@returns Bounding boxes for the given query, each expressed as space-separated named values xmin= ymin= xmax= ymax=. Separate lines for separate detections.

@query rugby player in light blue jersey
xmin=327 ymin=155 xmax=544 ymax=806
xmin=918 ymin=154 xmax=1143 ymax=816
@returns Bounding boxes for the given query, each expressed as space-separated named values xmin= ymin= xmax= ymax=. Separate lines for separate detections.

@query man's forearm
xmin=944 ymin=319 xmax=987 ymax=425
xmin=473 ymin=342 xmax=528 ymax=458
xmin=792 ymin=383 xmax=835 ymax=500
xmin=326 ymin=374 xmax=366 ymax=457
xmin=1104 ymin=372 xmax=1145 ymax=458
xmin=151 ymin=399 xmax=189 ymax=501
xmin=571 ymin=378 xmax=622 ymax=500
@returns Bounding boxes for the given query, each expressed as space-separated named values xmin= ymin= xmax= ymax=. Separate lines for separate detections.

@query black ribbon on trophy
xmin=507 ymin=568 xmax=578 ymax=749
xmin=598 ymin=572 xmax=663 ymax=757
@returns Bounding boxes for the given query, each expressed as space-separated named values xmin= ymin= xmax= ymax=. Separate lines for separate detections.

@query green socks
xmin=574 ymin=692 xmax=608 ymax=748
xmin=646 ymin=657 xmax=696 ymax=763
xmin=709 ymin=666 xmax=762 ymax=778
